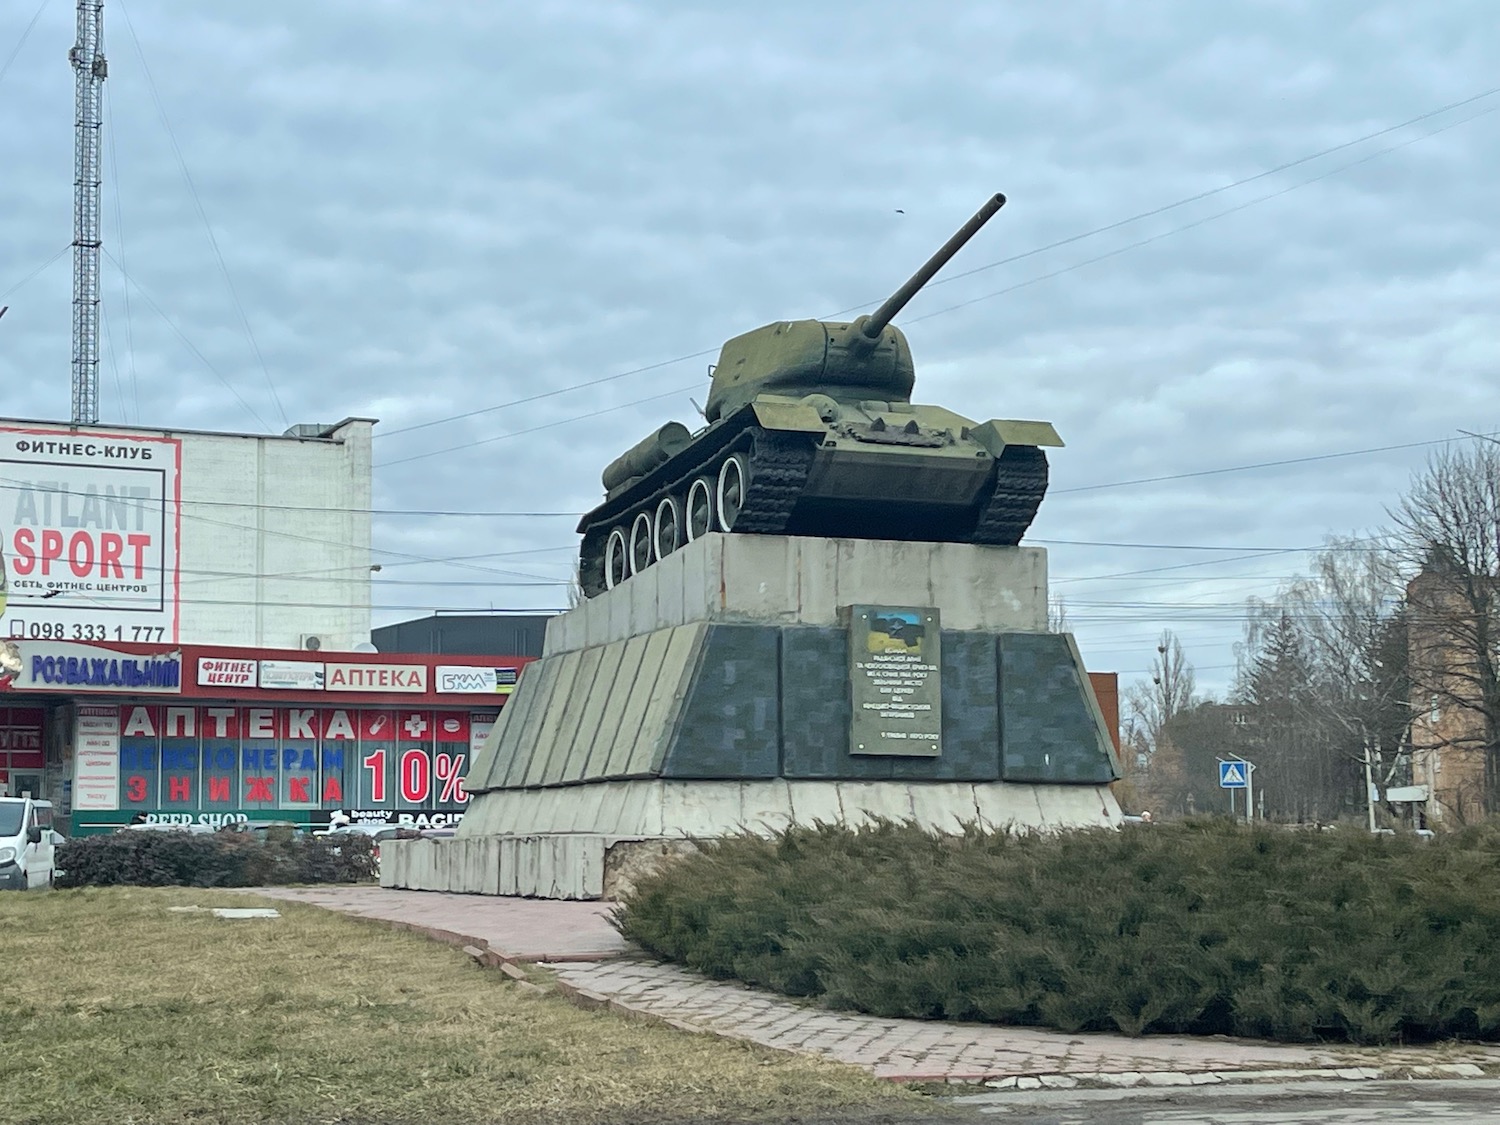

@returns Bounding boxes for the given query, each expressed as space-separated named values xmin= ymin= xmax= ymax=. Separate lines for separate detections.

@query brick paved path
xmin=254 ymin=887 xmax=1500 ymax=1085
xmin=548 ymin=958 xmax=1500 ymax=1084
xmin=251 ymin=886 xmax=626 ymax=960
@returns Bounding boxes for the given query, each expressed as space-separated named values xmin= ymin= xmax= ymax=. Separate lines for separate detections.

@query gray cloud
xmin=3 ymin=0 xmax=1498 ymax=692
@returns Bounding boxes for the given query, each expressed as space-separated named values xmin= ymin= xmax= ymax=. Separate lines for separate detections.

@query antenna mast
xmin=69 ymin=0 xmax=106 ymax=425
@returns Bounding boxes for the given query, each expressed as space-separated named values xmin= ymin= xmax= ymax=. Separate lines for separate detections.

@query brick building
xmin=1406 ymin=564 xmax=1500 ymax=825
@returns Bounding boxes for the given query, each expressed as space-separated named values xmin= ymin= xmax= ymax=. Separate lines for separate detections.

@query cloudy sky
xmin=3 ymin=0 xmax=1497 ymax=697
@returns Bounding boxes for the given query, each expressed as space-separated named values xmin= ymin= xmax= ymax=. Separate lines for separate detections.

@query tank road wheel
xmin=685 ymin=478 xmax=714 ymax=541
xmin=604 ymin=527 xmax=629 ymax=590
xmin=716 ymin=453 xmax=750 ymax=531
xmin=654 ymin=497 xmax=681 ymax=560
xmin=628 ymin=512 xmax=654 ymax=575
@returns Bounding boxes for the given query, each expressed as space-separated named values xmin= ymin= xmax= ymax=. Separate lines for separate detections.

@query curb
xmin=966 ymin=1062 xmax=1488 ymax=1091
xmin=311 ymin=908 xmax=624 ymax=967
xmin=537 ymin=977 xmax=1500 ymax=1089
xmin=548 ymin=973 xmax=711 ymax=1038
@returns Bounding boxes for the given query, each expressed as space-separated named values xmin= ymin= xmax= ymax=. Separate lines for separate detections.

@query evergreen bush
xmin=613 ymin=819 xmax=1500 ymax=1044
xmin=56 ymin=829 xmax=377 ymax=888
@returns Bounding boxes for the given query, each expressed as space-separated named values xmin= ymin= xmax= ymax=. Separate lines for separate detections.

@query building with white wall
xmin=1 ymin=416 xmax=374 ymax=652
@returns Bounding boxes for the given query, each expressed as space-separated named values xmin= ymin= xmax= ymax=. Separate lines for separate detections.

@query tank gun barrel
xmin=858 ymin=192 xmax=1006 ymax=340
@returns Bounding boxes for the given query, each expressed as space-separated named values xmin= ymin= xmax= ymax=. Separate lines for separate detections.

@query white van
xmin=0 ymin=796 xmax=57 ymax=890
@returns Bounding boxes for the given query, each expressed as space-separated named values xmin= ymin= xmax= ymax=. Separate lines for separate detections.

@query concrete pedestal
xmin=383 ymin=534 xmax=1122 ymax=899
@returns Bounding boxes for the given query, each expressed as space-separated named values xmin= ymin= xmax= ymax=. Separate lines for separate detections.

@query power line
xmin=99 ymin=299 xmax=127 ymax=423
xmin=376 ymin=384 xmax=699 ymax=469
xmin=0 ymin=0 xmax=48 ymax=91
xmin=905 ymin=101 xmax=1500 ymax=326
xmin=0 ymin=245 xmax=71 ymax=305
xmin=101 ymin=248 xmax=272 ymax=429
xmin=1040 ymin=538 xmax=1295 ymax=553
xmin=0 ymin=472 xmax=566 ymax=586
xmin=104 ymin=83 xmax=140 ymax=424
xmin=0 ymin=477 xmax=578 ymax=517
xmin=376 ymin=357 xmax=715 ymax=442
xmin=1052 ymin=431 xmax=1499 ymax=498
xmin=847 ymin=84 xmax=1500 ymax=305
xmin=372 ymin=84 xmax=1500 ymax=453
xmin=115 ymin=0 xmax=289 ymax=428
xmin=1054 ymin=548 xmax=1325 ymax=585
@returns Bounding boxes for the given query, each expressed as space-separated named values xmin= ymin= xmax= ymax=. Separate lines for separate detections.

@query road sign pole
xmin=1245 ymin=761 xmax=1254 ymax=824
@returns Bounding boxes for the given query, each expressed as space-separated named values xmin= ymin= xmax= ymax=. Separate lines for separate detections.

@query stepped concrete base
xmin=382 ymin=779 xmax=1120 ymax=900
xmin=388 ymin=534 xmax=1121 ymax=899
xmin=455 ymin=778 xmax=1118 ymax=838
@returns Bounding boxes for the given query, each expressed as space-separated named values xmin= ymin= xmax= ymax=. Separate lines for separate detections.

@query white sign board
xmin=258 ymin=659 xmax=325 ymax=690
xmin=0 ymin=426 xmax=181 ymax=643
xmin=197 ymin=657 xmax=257 ymax=688
xmin=435 ymin=665 xmax=520 ymax=695
xmin=470 ymin=712 xmax=497 ymax=757
xmin=73 ymin=704 xmax=121 ymax=810
xmin=325 ymin=662 xmax=427 ymax=693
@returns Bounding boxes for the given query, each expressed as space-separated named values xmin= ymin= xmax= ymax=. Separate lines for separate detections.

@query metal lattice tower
xmin=69 ymin=0 xmax=106 ymax=425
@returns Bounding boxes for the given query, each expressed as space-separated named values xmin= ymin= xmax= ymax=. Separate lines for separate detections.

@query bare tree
xmin=1235 ymin=539 xmax=1409 ymax=822
xmin=566 ymin=560 xmax=587 ymax=609
xmin=1125 ymin=630 xmax=1200 ymax=814
xmin=1126 ymin=629 xmax=1197 ymax=746
xmin=1391 ymin=439 xmax=1500 ymax=819
xmin=1048 ymin=594 xmax=1071 ymax=633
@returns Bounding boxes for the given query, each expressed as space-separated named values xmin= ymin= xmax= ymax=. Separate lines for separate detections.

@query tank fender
xmin=970 ymin=419 xmax=1065 ymax=454
xmin=749 ymin=398 xmax=828 ymax=433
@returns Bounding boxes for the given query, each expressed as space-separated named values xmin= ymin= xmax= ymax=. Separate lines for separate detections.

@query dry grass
xmin=0 ymin=887 xmax=914 ymax=1125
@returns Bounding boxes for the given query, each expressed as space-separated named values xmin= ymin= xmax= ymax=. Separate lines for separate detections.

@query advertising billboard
xmin=69 ymin=703 xmax=498 ymax=831
xmin=0 ymin=426 xmax=181 ymax=643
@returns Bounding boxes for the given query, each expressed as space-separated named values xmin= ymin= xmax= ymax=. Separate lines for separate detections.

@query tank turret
xmin=705 ymin=193 xmax=1006 ymax=422
xmin=576 ymin=193 xmax=1063 ymax=598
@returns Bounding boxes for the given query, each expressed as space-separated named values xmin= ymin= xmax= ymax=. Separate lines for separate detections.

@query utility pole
xmin=69 ymin=0 xmax=106 ymax=425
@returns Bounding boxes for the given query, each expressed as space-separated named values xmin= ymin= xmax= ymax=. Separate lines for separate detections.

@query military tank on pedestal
xmin=577 ymin=192 xmax=1063 ymax=598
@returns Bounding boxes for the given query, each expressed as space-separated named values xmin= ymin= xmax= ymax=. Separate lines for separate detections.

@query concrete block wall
xmin=176 ymin=418 xmax=374 ymax=649
xmin=381 ymin=835 xmax=608 ymax=899
xmin=544 ymin=534 xmax=1048 ymax=656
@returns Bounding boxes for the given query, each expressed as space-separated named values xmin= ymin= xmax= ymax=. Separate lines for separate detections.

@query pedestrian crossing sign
xmin=1218 ymin=761 xmax=1248 ymax=789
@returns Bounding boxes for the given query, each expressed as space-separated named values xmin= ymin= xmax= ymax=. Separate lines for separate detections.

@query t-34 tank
xmin=577 ymin=192 xmax=1062 ymax=597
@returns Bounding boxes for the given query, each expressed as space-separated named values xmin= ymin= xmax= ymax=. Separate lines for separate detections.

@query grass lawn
xmin=0 ymin=887 xmax=916 ymax=1125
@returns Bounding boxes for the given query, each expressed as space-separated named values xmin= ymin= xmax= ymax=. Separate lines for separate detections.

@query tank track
xmin=577 ymin=425 xmax=815 ymax=597
xmin=968 ymin=446 xmax=1049 ymax=547
xmin=578 ymin=428 xmax=1047 ymax=597
xmin=728 ymin=430 xmax=816 ymax=533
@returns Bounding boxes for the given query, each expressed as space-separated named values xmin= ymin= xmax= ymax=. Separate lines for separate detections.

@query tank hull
xmin=576 ymin=400 xmax=1054 ymax=598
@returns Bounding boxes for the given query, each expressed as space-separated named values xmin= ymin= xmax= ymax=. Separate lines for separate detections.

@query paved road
xmin=948 ymin=1079 xmax=1500 ymax=1123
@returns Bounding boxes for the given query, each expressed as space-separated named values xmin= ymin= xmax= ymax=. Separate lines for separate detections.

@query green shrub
xmin=613 ymin=819 xmax=1500 ymax=1045
xmin=56 ymin=830 xmax=377 ymax=888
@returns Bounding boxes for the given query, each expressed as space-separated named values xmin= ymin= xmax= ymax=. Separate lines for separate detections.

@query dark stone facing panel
xmin=660 ymin=625 xmax=781 ymax=779
xmin=781 ymin=626 xmax=892 ymax=780
xmin=998 ymin=633 xmax=1118 ymax=783
xmin=891 ymin=629 xmax=1001 ymax=782
xmin=482 ymin=623 xmax=1113 ymax=790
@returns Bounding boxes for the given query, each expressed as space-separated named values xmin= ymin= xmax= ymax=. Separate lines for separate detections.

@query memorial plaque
xmin=848 ymin=605 xmax=942 ymax=757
